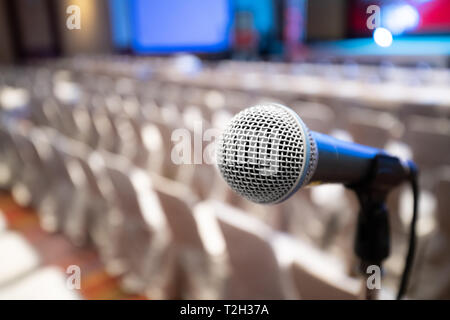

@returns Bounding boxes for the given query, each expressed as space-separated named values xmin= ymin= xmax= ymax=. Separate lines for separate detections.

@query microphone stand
xmin=348 ymin=154 xmax=409 ymax=300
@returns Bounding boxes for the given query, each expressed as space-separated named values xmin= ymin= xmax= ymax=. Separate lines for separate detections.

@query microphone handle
xmin=309 ymin=131 xmax=382 ymax=185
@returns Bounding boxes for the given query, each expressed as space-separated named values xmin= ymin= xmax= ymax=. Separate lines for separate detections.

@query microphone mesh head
xmin=216 ymin=103 xmax=317 ymax=204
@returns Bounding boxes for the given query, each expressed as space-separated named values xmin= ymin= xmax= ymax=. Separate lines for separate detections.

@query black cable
xmin=397 ymin=162 xmax=419 ymax=300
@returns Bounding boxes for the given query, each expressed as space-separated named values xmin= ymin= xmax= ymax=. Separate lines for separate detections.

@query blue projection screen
xmin=131 ymin=0 xmax=232 ymax=53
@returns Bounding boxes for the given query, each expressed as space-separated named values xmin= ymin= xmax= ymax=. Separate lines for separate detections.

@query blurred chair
xmin=0 ymin=231 xmax=40 ymax=287
xmin=405 ymin=115 xmax=450 ymax=174
xmin=151 ymin=175 xmax=228 ymax=299
xmin=0 ymin=123 xmax=21 ymax=189
xmin=40 ymin=98 xmax=65 ymax=133
xmin=291 ymin=101 xmax=335 ymax=134
xmin=406 ymin=167 xmax=450 ymax=299
xmin=0 ymin=266 xmax=81 ymax=300
xmin=199 ymin=200 xmax=297 ymax=299
xmin=102 ymin=155 xmax=175 ymax=298
xmin=72 ymin=102 xmax=100 ymax=148
xmin=435 ymin=167 xmax=450 ymax=236
xmin=348 ymin=109 xmax=403 ymax=149
xmin=30 ymin=128 xmax=75 ymax=233
xmin=92 ymin=108 xmax=122 ymax=154
xmin=271 ymin=234 xmax=360 ymax=299
xmin=53 ymin=136 xmax=97 ymax=246
xmin=9 ymin=125 xmax=49 ymax=208
xmin=55 ymin=102 xmax=79 ymax=138
xmin=150 ymin=119 xmax=183 ymax=179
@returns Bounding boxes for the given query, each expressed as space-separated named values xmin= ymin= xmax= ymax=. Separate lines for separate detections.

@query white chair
xmin=196 ymin=200 xmax=297 ymax=299
xmin=102 ymin=155 xmax=175 ymax=298
xmin=152 ymin=175 xmax=229 ymax=299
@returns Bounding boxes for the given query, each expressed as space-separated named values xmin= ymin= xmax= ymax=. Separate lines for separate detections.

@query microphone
xmin=216 ymin=103 xmax=412 ymax=204
xmin=216 ymin=102 xmax=420 ymax=300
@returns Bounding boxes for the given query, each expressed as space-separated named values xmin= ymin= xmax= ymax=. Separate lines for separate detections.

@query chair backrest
xmin=106 ymin=165 xmax=143 ymax=219
xmin=0 ymin=124 xmax=25 ymax=188
xmin=152 ymin=176 xmax=200 ymax=247
xmin=29 ymin=128 xmax=73 ymax=186
xmin=40 ymin=98 xmax=63 ymax=131
xmin=406 ymin=115 xmax=450 ymax=169
xmin=348 ymin=109 xmax=402 ymax=149
xmin=152 ymin=174 xmax=231 ymax=299
xmin=102 ymin=157 xmax=175 ymax=296
xmin=150 ymin=119 xmax=182 ymax=179
xmin=92 ymin=109 xmax=121 ymax=153
xmin=11 ymin=130 xmax=43 ymax=172
xmin=201 ymin=200 xmax=293 ymax=299
xmin=272 ymin=235 xmax=360 ymax=300
xmin=54 ymin=136 xmax=95 ymax=191
xmin=436 ymin=167 xmax=450 ymax=235
xmin=291 ymin=101 xmax=335 ymax=134
xmin=1 ymin=125 xmax=25 ymax=170
xmin=57 ymin=102 xmax=78 ymax=137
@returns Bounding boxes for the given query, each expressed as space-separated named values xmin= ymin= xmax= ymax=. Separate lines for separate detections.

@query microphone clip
xmin=347 ymin=154 xmax=412 ymax=299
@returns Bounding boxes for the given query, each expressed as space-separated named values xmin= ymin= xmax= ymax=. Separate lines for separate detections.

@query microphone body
xmin=309 ymin=131 xmax=381 ymax=185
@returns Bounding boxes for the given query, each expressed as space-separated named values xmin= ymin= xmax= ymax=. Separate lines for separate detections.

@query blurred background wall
xmin=53 ymin=0 xmax=113 ymax=56
xmin=306 ymin=0 xmax=347 ymax=40
xmin=0 ymin=0 xmax=448 ymax=66
xmin=0 ymin=0 xmax=14 ymax=64
xmin=0 ymin=0 xmax=113 ymax=63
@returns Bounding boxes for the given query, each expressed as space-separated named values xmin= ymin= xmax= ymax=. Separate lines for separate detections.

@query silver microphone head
xmin=216 ymin=103 xmax=318 ymax=204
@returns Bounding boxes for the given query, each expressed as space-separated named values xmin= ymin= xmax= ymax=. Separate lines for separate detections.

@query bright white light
xmin=383 ymin=4 xmax=419 ymax=35
xmin=374 ymin=28 xmax=393 ymax=47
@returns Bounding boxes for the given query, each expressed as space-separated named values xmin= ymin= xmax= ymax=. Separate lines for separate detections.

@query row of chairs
xmin=2 ymin=64 xmax=447 ymax=238
xmin=1 ymin=56 xmax=450 ymax=298
xmin=3 ymin=61 xmax=449 ymax=234
xmin=0 ymin=115 xmax=366 ymax=299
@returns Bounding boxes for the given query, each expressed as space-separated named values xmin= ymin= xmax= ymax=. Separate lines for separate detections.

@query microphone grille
xmin=216 ymin=103 xmax=317 ymax=204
